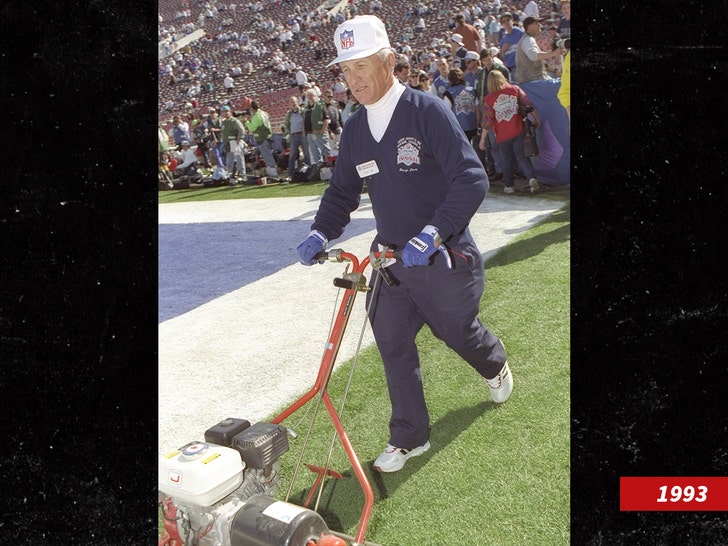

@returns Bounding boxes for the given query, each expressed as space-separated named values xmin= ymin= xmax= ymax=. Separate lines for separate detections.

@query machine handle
xmin=312 ymin=249 xmax=401 ymax=262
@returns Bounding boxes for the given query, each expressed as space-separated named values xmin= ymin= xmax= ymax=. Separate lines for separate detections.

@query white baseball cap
xmin=450 ymin=33 xmax=464 ymax=46
xmin=327 ymin=15 xmax=391 ymax=67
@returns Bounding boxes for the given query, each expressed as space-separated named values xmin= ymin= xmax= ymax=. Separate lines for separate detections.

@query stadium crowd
xmin=158 ymin=0 xmax=570 ymax=189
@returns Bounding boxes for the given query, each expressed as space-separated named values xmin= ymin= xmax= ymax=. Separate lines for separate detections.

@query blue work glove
xmin=401 ymin=225 xmax=452 ymax=268
xmin=297 ymin=230 xmax=328 ymax=266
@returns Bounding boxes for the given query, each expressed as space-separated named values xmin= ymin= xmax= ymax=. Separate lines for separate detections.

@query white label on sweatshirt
xmin=356 ymin=160 xmax=379 ymax=178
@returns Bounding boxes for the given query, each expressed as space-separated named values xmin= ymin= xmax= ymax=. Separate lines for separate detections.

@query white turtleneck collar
xmin=364 ymin=80 xmax=406 ymax=143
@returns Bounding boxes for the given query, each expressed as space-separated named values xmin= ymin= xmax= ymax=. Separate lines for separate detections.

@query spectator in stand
xmin=486 ymin=14 xmax=501 ymax=46
xmin=303 ymin=88 xmax=332 ymax=166
xmin=523 ymin=0 xmax=539 ymax=19
xmin=245 ymin=101 xmax=278 ymax=179
xmin=223 ymin=73 xmax=234 ymax=95
xmin=462 ymin=50 xmax=480 ymax=87
xmin=498 ymin=13 xmax=523 ymax=80
xmin=418 ymin=70 xmax=434 ymax=94
xmin=340 ymin=87 xmax=361 ymax=126
xmin=515 ymin=17 xmax=551 ymax=83
xmin=332 ymin=77 xmax=347 ymax=93
xmin=408 ymin=70 xmax=423 ymax=90
xmin=171 ymin=115 xmax=191 ymax=149
xmin=220 ymin=105 xmax=246 ymax=182
xmin=557 ymin=0 xmax=571 ymax=39
xmin=480 ymin=70 xmax=540 ymax=193
xmin=323 ymin=90 xmax=342 ymax=149
xmin=449 ymin=33 xmax=468 ymax=69
xmin=295 ymin=66 xmax=309 ymax=91
xmin=394 ymin=58 xmax=411 ymax=85
xmin=432 ymin=56 xmax=451 ymax=98
xmin=453 ymin=14 xmax=482 ymax=54
xmin=174 ymin=141 xmax=199 ymax=176
xmin=284 ymin=95 xmax=310 ymax=174
xmin=443 ymin=67 xmax=479 ymax=144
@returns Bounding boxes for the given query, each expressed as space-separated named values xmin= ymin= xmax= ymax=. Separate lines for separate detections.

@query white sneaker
xmin=486 ymin=362 xmax=513 ymax=403
xmin=374 ymin=441 xmax=431 ymax=473
xmin=503 ymin=186 xmax=515 ymax=194
xmin=528 ymin=178 xmax=540 ymax=193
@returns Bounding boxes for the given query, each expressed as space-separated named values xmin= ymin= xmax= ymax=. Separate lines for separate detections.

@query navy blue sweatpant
xmin=366 ymin=240 xmax=506 ymax=449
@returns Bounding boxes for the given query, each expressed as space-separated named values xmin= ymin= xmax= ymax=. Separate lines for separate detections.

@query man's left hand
xmin=401 ymin=225 xmax=443 ymax=268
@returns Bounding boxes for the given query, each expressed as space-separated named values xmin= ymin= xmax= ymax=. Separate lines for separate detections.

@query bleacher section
xmin=158 ymin=0 xmax=559 ymax=133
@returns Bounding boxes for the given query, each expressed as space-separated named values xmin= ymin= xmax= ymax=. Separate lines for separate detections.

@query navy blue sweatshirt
xmin=311 ymin=87 xmax=488 ymax=249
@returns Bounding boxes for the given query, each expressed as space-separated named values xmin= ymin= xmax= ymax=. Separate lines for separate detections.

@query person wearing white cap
xmin=462 ymin=50 xmax=481 ymax=87
xmin=296 ymin=14 xmax=512 ymax=473
xmin=223 ymin=73 xmax=234 ymax=95
xmin=448 ymin=33 xmax=468 ymax=69
xmin=173 ymin=140 xmax=200 ymax=177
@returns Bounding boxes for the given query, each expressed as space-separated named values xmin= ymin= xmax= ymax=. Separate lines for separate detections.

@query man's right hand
xmin=296 ymin=230 xmax=327 ymax=265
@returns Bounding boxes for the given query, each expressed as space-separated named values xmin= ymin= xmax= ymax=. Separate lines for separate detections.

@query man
xmin=432 ymin=56 xmax=451 ymax=98
xmin=204 ymin=108 xmax=224 ymax=170
xmin=340 ymin=87 xmax=361 ymax=126
xmin=323 ymin=90 xmax=342 ymax=149
xmin=453 ymin=13 xmax=481 ymax=54
xmin=498 ymin=13 xmax=523 ymax=80
xmin=220 ymin=105 xmax=246 ymax=181
xmin=303 ymin=88 xmax=332 ymax=165
xmin=245 ymin=101 xmax=278 ymax=179
xmin=296 ymin=15 xmax=512 ymax=474
xmin=515 ymin=16 xmax=551 ymax=83
xmin=283 ymin=95 xmax=310 ymax=174
xmin=171 ymin=115 xmax=191 ymax=149
xmin=462 ymin=50 xmax=480 ymax=88
xmin=223 ymin=73 xmax=234 ymax=95
xmin=394 ymin=58 xmax=411 ymax=85
xmin=295 ymin=66 xmax=308 ymax=91
xmin=173 ymin=140 xmax=199 ymax=176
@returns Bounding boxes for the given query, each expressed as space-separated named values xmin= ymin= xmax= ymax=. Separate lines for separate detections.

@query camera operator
xmin=548 ymin=37 xmax=570 ymax=78
xmin=514 ymin=17 xmax=552 ymax=84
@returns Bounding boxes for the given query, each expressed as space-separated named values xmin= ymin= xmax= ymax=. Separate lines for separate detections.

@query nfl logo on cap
xmin=340 ymin=29 xmax=354 ymax=50
xmin=327 ymin=15 xmax=392 ymax=67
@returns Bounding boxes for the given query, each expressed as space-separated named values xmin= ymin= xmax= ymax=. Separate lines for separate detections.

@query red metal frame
xmin=271 ymin=250 xmax=380 ymax=545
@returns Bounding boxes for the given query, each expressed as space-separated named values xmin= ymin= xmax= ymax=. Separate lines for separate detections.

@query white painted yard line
xmin=158 ymin=194 xmax=375 ymax=224
xmin=158 ymin=194 xmax=567 ymax=454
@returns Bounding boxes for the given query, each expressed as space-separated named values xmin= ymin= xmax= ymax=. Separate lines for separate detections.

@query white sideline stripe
xmin=158 ymin=194 xmax=376 ymax=224
xmin=158 ymin=194 xmax=566 ymax=454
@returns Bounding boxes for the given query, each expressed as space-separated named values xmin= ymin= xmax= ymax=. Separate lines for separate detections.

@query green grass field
xmin=158 ymin=180 xmax=333 ymax=202
xmin=159 ymin=188 xmax=570 ymax=545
